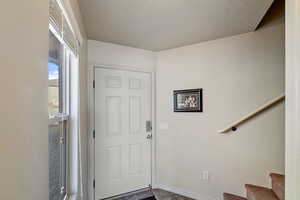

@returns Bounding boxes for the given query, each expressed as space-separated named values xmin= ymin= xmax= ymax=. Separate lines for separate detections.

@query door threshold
xmin=102 ymin=187 xmax=152 ymax=200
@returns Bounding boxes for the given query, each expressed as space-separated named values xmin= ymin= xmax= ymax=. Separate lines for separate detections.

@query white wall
xmin=156 ymin=23 xmax=285 ymax=199
xmin=0 ymin=0 xmax=49 ymax=199
xmin=285 ymin=0 xmax=300 ymax=199
xmin=88 ymin=40 xmax=156 ymax=72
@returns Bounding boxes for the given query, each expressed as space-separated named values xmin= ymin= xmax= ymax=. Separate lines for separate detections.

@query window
xmin=48 ymin=31 xmax=64 ymax=115
xmin=48 ymin=30 xmax=69 ymax=200
xmin=48 ymin=1 xmax=79 ymax=200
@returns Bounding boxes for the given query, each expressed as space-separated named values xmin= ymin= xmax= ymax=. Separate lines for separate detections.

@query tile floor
xmin=106 ymin=189 xmax=194 ymax=200
xmin=152 ymin=189 xmax=194 ymax=200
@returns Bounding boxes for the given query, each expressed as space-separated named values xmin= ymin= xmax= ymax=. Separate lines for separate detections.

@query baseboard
xmin=152 ymin=184 xmax=217 ymax=200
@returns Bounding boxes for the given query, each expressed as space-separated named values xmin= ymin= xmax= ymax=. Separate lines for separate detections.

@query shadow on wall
xmin=256 ymin=0 xmax=285 ymax=30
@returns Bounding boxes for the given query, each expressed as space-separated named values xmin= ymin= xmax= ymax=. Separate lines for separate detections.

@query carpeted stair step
xmin=246 ymin=184 xmax=279 ymax=200
xmin=270 ymin=173 xmax=285 ymax=200
xmin=223 ymin=193 xmax=247 ymax=200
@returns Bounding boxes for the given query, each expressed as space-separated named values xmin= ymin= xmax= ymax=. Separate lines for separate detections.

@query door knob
xmin=146 ymin=134 xmax=152 ymax=139
xmin=146 ymin=121 xmax=152 ymax=132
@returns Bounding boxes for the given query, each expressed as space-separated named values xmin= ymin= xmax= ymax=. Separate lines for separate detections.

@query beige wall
xmin=87 ymin=24 xmax=285 ymax=200
xmin=88 ymin=40 xmax=156 ymax=72
xmin=0 ymin=0 xmax=88 ymax=199
xmin=0 ymin=0 xmax=49 ymax=199
xmin=156 ymin=23 xmax=285 ymax=199
xmin=79 ymin=39 xmax=89 ymax=200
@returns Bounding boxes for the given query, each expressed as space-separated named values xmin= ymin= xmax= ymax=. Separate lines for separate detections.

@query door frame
xmin=285 ymin=0 xmax=300 ymax=199
xmin=88 ymin=63 xmax=156 ymax=200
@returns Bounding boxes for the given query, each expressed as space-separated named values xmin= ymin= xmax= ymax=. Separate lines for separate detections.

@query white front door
xmin=94 ymin=68 xmax=152 ymax=199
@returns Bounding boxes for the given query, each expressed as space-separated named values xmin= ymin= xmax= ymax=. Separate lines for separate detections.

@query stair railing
xmin=218 ymin=94 xmax=285 ymax=133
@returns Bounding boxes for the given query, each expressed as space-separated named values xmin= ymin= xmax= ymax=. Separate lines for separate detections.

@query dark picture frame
xmin=173 ymin=89 xmax=203 ymax=112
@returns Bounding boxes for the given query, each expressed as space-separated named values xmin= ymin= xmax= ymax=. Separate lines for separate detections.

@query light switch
xmin=159 ymin=122 xmax=169 ymax=130
xmin=202 ymin=171 xmax=209 ymax=180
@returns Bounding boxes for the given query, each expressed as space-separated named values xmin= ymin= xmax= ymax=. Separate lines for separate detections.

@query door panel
xmin=129 ymin=96 xmax=142 ymax=135
xmin=95 ymin=68 xmax=151 ymax=199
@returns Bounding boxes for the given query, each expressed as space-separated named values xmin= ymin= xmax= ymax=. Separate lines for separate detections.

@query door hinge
xmin=93 ymin=180 xmax=95 ymax=189
xmin=93 ymin=130 xmax=95 ymax=139
xmin=93 ymin=80 xmax=95 ymax=88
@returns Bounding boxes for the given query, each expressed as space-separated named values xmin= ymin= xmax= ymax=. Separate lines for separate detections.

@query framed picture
xmin=173 ymin=89 xmax=203 ymax=112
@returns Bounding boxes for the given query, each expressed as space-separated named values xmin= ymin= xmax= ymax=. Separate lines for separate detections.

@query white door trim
xmin=285 ymin=0 xmax=300 ymax=199
xmin=87 ymin=63 xmax=156 ymax=200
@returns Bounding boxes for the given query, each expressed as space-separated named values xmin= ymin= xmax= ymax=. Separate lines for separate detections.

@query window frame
xmin=48 ymin=25 xmax=75 ymax=200
xmin=49 ymin=0 xmax=81 ymax=198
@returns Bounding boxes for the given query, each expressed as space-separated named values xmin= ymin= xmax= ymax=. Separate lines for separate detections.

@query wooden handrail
xmin=218 ymin=94 xmax=285 ymax=133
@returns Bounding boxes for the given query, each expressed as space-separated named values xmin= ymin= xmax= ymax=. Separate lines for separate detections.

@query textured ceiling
xmin=78 ymin=0 xmax=274 ymax=51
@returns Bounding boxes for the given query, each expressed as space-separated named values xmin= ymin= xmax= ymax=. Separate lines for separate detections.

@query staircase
xmin=223 ymin=173 xmax=285 ymax=200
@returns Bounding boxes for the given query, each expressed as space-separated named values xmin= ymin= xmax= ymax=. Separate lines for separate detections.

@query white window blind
xmin=49 ymin=0 xmax=63 ymax=37
xmin=63 ymin=18 xmax=78 ymax=55
xmin=49 ymin=0 xmax=79 ymax=55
